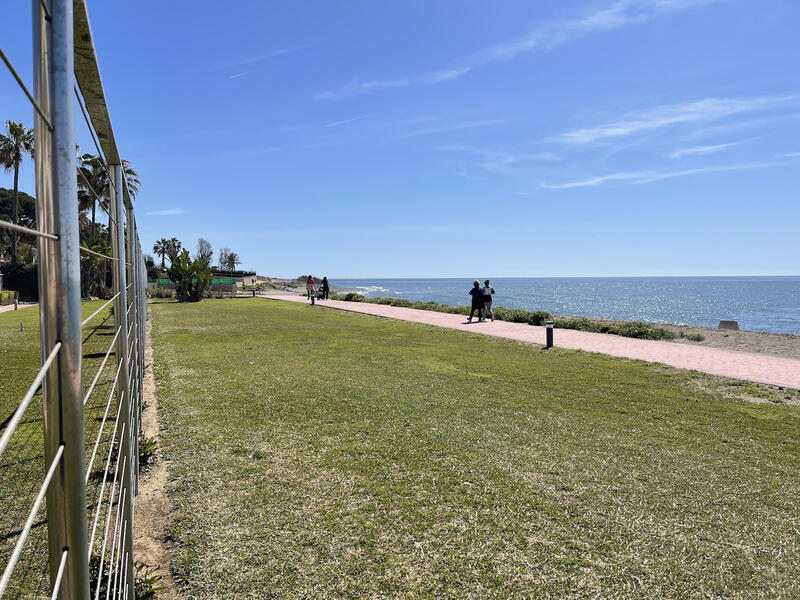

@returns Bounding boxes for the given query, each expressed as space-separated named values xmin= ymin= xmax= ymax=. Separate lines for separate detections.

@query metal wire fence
xmin=1 ymin=1 xmax=147 ymax=598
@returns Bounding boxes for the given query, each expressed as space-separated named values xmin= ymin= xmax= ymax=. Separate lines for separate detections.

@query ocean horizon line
xmin=299 ymin=274 xmax=800 ymax=281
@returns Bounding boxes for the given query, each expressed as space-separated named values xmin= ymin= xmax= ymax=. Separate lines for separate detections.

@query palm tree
xmin=224 ymin=251 xmax=241 ymax=272
xmin=77 ymin=153 xmax=140 ymax=244
xmin=166 ymin=238 xmax=182 ymax=263
xmin=153 ymin=238 xmax=170 ymax=270
xmin=0 ymin=120 xmax=34 ymax=263
xmin=77 ymin=154 xmax=108 ymax=244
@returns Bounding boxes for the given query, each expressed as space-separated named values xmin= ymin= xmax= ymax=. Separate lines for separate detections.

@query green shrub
xmin=333 ymin=293 xmax=675 ymax=341
xmin=341 ymin=292 xmax=366 ymax=302
xmin=680 ymin=332 xmax=705 ymax=342
xmin=139 ymin=436 xmax=158 ymax=467
xmin=610 ymin=321 xmax=677 ymax=340
xmin=150 ymin=288 xmax=175 ymax=299
xmin=0 ymin=289 xmax=18 ymax=305
xmin=528 ymin=310 xmax=553 ymax=326
xmin=167 ymin=250 xmax=213 ymax=302
xmin=90 ymin=553 xmax=163 ymax=599
xmin=555 ymin=318 xmax=677 ymax=340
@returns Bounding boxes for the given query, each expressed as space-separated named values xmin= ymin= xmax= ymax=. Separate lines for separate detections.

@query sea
xmin=332 ymin=277 xmax=800 ymax=335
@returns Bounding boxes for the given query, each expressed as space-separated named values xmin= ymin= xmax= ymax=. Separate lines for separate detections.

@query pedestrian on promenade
xmin=321 ymin=276 xmax=330 ymax=300
xmin=306 ymin=275 xmax=316 ymax=300
xmin=482 ymin=279 xmax=496 ymax=322
xmin=468 ymin=280 xmax=485 ymax=322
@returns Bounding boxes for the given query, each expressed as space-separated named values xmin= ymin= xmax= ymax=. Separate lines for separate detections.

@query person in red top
xmin=306 ymin=276 xmax=316 ymax=299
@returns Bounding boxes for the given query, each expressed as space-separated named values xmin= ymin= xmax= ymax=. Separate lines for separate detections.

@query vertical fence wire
xmin=0 ymin=1 xmax=146 ymax=598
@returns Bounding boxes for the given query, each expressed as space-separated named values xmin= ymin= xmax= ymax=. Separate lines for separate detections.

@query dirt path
xmin=133 ymin=307 xmax=183 ymax=599
xmin=265 ymin=295 xmax=800 ymax=390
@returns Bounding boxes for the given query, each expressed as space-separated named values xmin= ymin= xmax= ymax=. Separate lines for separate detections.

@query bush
xmin=332 ymin=293 xmax=678 ymax=341
xmin=139 ymin=436 xmax=158 ymax=468
xmin=680 ymin=332 xmax=705 ymax=342
xmin=554 ymin=318 xmax=677 ymax=340
xmin=0 ymin=289 xmax=18 ymax=305
xmin=341 ymin=292 xmax=366 ymax=302
xmin=167 ymin=250 xmax=212 ymax=302
xmin=90 ymin=553 xmax=163 ymax=599
xmin=528 ymin=310 xmax=553 ymax=326
xmin=609 ymin=321 xmax=677 ymax=340
xmin=150 ymin=288 xmax=175 ymax=299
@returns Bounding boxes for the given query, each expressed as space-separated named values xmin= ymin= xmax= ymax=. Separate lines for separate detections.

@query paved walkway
xmin=265 ymin=294 xmax=800 ymax=389
xmin=0 ymin=302 xmax=36 ymax=314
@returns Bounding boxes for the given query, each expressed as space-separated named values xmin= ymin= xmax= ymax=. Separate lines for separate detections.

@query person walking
xmin=306 ymin=275 xmax=316 ymax=300
xmin=481 ymin=279 xmax=496 ymax=322
xmin=468 ymin=280 xmax=485 ymax=322
xmin=321 ymin=276 xmax=330 ymax=300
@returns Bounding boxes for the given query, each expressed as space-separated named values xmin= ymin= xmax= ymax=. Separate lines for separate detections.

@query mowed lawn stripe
xmin=152 ymin=298 xmax=800 ymax=599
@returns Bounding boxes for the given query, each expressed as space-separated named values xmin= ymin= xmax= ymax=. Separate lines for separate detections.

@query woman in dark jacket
xmin=321 ymin=276 xmax=330 ymax=300
xmin=468 ymin=280 xmax=484 ymax=322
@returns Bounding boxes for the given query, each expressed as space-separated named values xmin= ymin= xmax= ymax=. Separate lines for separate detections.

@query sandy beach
xmin=581 ymin=317 xmax=800 ymax=360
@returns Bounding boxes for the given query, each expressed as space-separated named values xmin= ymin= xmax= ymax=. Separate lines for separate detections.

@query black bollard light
xmin=311 ymin=293 xmax=315 ymax=306
xmin=545 ymin=321 xmax=554 ymax=349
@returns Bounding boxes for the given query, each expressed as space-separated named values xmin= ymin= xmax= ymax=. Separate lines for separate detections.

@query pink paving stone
xmin=265 ymin=295 xmax=800 ymax=389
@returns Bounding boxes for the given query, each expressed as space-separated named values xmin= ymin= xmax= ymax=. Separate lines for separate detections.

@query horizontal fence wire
xmin=0 ymin=218 xmax=59 ymax=241
xmin=85 ymin=368 xmax=123 ymax=482
xmin=80 ymin=246 xmax=118 ymax=262
xmin=0 ymin=343 xmax=62 ymax=461
xmin=81 ymin=294 xmax=121 ymax=328
xmin=50 ymin=550 xmax=68 ymax=600
xmin=97 ymin=475 xmax=125 ymax=600
xmin=0 ymin=444 xmax=64 ymax=597
xmin=87 ymin=413 xmax=124 ymax=559
xmin=82 ymin=327 xmax=121 ymax=408
xmin=0 ymin=46 xmax=53 ymax=131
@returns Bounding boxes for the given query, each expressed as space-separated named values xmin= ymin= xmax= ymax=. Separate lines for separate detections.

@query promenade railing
xmin=0 ymin=1 xmax=146 ymax=598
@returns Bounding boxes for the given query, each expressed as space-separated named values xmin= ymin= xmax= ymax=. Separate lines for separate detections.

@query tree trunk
xmin=161 ymin=253 xmax=165 ymax=270
xmin=91 ymin=201 xmax=96 ymax=245
xmin=11 ymin=164 xmax=19 ymax=263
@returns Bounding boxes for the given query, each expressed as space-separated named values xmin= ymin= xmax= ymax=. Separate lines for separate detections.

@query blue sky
xmin=1 ymin=0 xmax=798 ymax=277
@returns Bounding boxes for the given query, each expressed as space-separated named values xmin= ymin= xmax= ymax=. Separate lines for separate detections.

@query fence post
xmin=110 ymin=165 xmax=136 ymax=599
xmin=33 ymin=0 xmax=91 ymax=597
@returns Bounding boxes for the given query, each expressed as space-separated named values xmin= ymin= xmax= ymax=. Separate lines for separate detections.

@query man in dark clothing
xmin=468 ymin=280 xmax=484 ymax=322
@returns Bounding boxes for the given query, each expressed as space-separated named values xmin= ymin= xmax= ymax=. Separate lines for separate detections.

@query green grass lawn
xmin=0 ymin=301 xmax=122 ymax=598
xmin=153 ymin=298 xmax=798 ymax=598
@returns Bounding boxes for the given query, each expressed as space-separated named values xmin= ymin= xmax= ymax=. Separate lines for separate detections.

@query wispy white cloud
xmin=316 ymin=79 xmax=409 ymax=101
xmin=315 ymin=0 xmax=718 ymax=100
xmin=324 ymin=115 xmax=368 ymax=128
xmin=686 ymin=112 xmax=800 ymax=140
xmin=670 ymin=141 xmax=741 ymax=159
xmin=559 ymin=96 xmax=797 ymax=144
xmin=228 ymin=72 xmax=247 ymax=79
xmin=213 ymin=46 xmax=306 ymax=73
xmin=439 ymin=144 xmax=562 ymax=172
xmin=145 ymin=208 xmax=187 ymax=216
xmin=786 ymin=152 xmax=800 ymax=157
xmin=394 ymin=118 xmax=510 ymax=140
xmin=541 ymin=162 xmax=780 ymax=189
